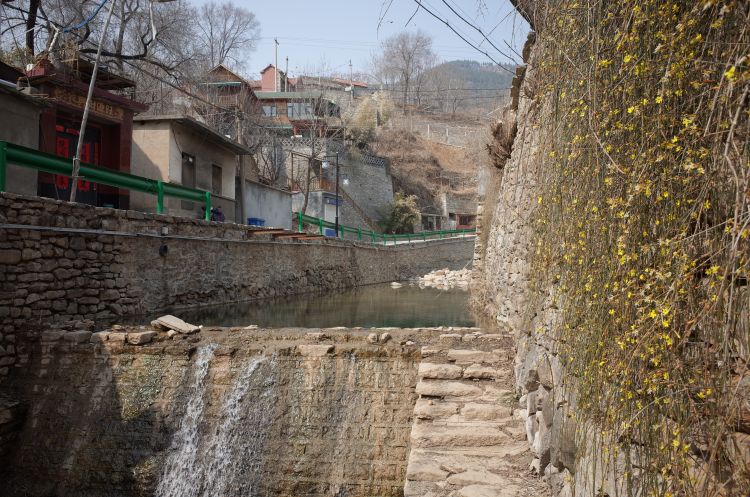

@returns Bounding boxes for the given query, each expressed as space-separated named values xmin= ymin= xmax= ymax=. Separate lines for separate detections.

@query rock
xmin=439 ymin=333 xmax=463 ymax=341
xmin=391 ymin=282 xmax=403 ymax=288
xmin=40 ymin=330 xmax=65 ymax=342
xmin=127 ymin=331 xmax=156 ymax=345
xmin=414 ymin=399 xmax=460 ymax=419
xmin=90 ymin=331 xmax=109 ymax=343
xmin=244 ymin=324 xmax=259 ymax=329
xmin=167 ymin=330 xmax=178 ymax=339
xmin=418 ymin=363 xmax=463 ymax=380
xmin=367 ymin=333 xmax=379 ymax=344
xmin=458 ymin=484 xmax=522 ymax=497
xmin=297 ymin=344 xmax=334 ymax=357
xmin=461 ymin=403 xmax=508 ymax=421
xmin=151 ymin=315 xmax=200 ymax=334
xmin=447 ymin=470 xmax=506 ymax=486
xmin=411 ymin=424 xmax=510 ymax=448
xmin=108 ymin=332 xmax=128 ymax=343
xmin=63 ymin=330 xmax=92 ymax=344
xmin=463 ymin=364 xmax=498 ymax=379
xmin=379 ymin=332 xmax=392 ymax=343
xmin=447 ymin=349 xmax=499 ymax=364
xmin=405 ymin=458 xmax=448 ymax=482
xmin=416 ymin=380 xmax=482 ymax=398
xmin=421 ymin=347 xmax=440 ymax=358
xmin=304 ymin=332 xmax=328 ymax=341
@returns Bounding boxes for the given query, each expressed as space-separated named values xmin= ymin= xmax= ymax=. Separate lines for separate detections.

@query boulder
xmin=127 ymin=331 xmax=156 ymax=345
xmin=151 ymin=315 xmax=200 ymax=334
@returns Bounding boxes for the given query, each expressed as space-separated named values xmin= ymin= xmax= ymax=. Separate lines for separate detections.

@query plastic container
xmin=248 ymin=218 xmax=265 ymax=227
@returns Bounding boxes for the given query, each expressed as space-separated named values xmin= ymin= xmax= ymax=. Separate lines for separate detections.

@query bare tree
xmin=195 ymin=1 xmax=260 ymax=69
xmin=373 ymin=30 xmax=435 ymax=110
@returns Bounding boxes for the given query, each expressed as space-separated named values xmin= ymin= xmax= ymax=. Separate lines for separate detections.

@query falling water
xmin=155 ymin=350 xmax=277 ymax=497
xmin=155 ymin=344 xmax=217 ymax=497
xmin=198 ymin=355 xmax=273 ymax=497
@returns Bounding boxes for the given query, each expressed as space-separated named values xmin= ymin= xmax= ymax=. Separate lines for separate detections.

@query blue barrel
xmin=248 ymin=217 xmax=265 ymax=227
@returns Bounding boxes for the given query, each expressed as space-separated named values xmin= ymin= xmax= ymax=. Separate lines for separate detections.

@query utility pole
xmin=285 ymin=56 xmax=289 ymax=92
xmin=70 ymin=0 xmax=116 ymax=203
xmin=274 ymin=38 xmax=279 ymax=92
xmin=349 ymin=59 xmax=353 ymax=103
xmin=236 ymin=110 xmax=247 ymax=224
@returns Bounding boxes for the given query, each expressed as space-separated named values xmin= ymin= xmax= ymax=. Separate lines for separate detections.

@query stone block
xmin=152 ymin=315 xmax=200 ymax=334
xmin=463 ymin=364 xmax=498 ymax=379
xmin=447 ymin=349 xmax=499 ymax=364
xmin=127 ymin=331 xmax=157 ymax=345
xmin=414 ymin=399 xmax=460 ymax=420
xmin=0 ymin=250 xmax=21 ymax=265
xmin=297 ymin=344 xmax=334 ymax=357
xmin=108 ymin=332 xmax=128 ymax=343
xmin=416 ymin=380 xmax=482 ymax=398
xmin=411 ymin=424 xmax=510 ymax=448
xmin=418 ymin=362 xmax=463 ymax=379
xmin=447 ymin=470 xmax=506 ymax=486
xmin=64 ymin=331 xmax=92 ymax=344
xmin=90 ymin=332 xmax=109 ymax=343
xmin=41 ymin=330 xmax=64 ymax=342
xmin=405 ymin=458 xmax=448 ymax=481
xmin=458 ymin=484 xmax=522 ymax=497
xmin=461 ymin=403 xmax=508 ymax=422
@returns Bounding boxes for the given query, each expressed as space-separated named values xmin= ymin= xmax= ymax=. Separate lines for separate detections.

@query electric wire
xmin=411 ymin=0 xmax=515 ymax=75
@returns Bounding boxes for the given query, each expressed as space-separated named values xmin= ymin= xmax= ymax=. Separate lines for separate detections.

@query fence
xmin=0 ymin=141 xmax=212 ymax=220
xmin=296 ymin=212 xmax=475 ymax=246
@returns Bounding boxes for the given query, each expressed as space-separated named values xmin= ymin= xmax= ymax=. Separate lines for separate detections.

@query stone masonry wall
xmin=471 ymin=34 xmax=579 ymax=496
xmin=0 ymin=192 xmax=474 ymax=381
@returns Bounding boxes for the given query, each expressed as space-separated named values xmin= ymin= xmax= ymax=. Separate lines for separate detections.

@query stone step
xmin=410 ymin=424 xmax=515 ymax=448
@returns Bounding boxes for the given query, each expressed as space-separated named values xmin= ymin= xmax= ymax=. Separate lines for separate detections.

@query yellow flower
xmin=724 ymin=66 xmax=736 ymax=81
xmin=655 ymin=95 xmax=664 ymax=104
xmin=623 ymin=54 xmax=632 ymax=63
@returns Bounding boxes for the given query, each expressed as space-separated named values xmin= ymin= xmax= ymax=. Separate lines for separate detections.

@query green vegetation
xmin=527 ymin=1 xmax=749 ymax=495
xmin=379 ymin=192 xmax=421 ymax=234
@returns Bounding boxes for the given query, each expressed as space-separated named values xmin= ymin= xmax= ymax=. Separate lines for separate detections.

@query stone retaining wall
xmin=0 ymin=192 xmax=474 ymax=380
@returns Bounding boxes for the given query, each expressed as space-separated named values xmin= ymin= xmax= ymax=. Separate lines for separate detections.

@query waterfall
xmin=198 ymin=355 xmax=272 ymax=497
xmin=155 ymin=350 xmax=277 ymax=497
xmin=155 ymin=344 xmax=217 ymax=497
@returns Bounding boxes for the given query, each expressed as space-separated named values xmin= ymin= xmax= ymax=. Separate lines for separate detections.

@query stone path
xmin=404 ymin=331 xmax=550 ymax=497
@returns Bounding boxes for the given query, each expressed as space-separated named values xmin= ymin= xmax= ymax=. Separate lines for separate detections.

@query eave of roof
xmin=133 ymin=114 xmax=252 ymax=155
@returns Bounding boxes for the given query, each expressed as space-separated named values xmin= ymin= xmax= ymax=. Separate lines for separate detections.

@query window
xmin=287 ymin=102 xmax=313 ymax=119
xmin=211 ymin=165 xmax=222 ymax=196
xmin=262 ymin=104 xmax=277 ymax=117
xmin=181 ymin=153 xmax=195 ymax=209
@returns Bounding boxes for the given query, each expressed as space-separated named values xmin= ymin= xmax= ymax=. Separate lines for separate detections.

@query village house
xmin=131 ymin=114 xmax=252 ymax=222
xmin=0 ymin=61 xmax=46 ymax=197
xmin=21 ymin=57 xmax=147 ymax=209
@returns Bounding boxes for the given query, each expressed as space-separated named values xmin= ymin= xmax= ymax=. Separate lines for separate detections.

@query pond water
xmin=147 ymin=283 xmax=476 ymax=328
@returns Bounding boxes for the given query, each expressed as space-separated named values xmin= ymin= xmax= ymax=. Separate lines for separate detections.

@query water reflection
xmin=153 ymin=283 xmax=476 ymax=328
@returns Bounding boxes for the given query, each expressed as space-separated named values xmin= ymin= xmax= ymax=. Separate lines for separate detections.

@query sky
xmin=224 ymin=0 xmax=530 ymax=79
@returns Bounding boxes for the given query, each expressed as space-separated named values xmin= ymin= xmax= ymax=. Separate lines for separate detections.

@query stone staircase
xmin=405 ymin=332 xmax=540 ymax=497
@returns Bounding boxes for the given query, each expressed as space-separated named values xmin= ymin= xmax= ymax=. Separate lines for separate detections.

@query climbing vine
xmin=528 ymin=0 xmax=749 ymax=495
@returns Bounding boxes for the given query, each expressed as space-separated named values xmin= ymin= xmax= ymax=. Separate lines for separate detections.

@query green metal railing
xmin=296 ymin=212 xmax=475 ymax=246
xmin=0 ymin=141 xmax=212 ymax=220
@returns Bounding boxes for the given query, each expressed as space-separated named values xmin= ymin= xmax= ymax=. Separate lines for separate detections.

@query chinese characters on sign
xmin=52 ymin=88 xmax=125 ymax=121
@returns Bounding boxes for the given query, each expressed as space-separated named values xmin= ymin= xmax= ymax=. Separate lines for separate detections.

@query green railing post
xmin=382 ymin=234 xmax=386 ymax=246
xmin=339 ymin=225 xmax=344 ymax=238
xmin=298 ymin=211 xmax=303 ymax=232
xmin=0 ymin=141 xmax=6 ymax=192
xmin=407 ymin=233 xmax=411 ymax=243
xmin=371 ymin=231 xmax=375 ymax=244
xmin=319 ymin=218 xmax=324 ymax=235
xmin=357 ymin=228 xmax=362 ymax=241
xmin=423 ymin=232 xmax=427 ymax=242
xmin=204 ymin=191 xmax=211 ymax=221
xmin=156 ymin=181 xmax=164 ymax=214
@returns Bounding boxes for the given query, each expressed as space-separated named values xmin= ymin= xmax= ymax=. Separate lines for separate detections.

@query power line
xmin=438 ymin=0 xmax=516 ymax=63
xmin=412 ymin=0 xmax=515 ymax=75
